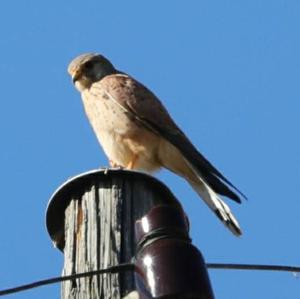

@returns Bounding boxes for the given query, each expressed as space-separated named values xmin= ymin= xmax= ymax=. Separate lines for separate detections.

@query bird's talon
xmin=103 ymin=167 xmax=109 ymax=175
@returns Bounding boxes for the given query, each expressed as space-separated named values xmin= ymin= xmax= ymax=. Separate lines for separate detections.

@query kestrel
xmin=68 ymin=53 xmax=246 ymax=236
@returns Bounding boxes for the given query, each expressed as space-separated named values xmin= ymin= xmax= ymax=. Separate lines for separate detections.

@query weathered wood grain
xmin=49 ymin=170 xmax=180 ymax=299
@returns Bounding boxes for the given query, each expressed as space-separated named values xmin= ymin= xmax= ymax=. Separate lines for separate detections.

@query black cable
xmin=0 ymin=262 xmax=299 ymax=297
xmin=207 ymin=263 xmax=300 ymax=273
xmin=0 ymin=262 xmax=134 ymax=296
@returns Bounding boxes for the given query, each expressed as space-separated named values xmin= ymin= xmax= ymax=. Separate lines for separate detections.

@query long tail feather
xmin=188 ymin=179 xmax=242 ymax=236
xmin=158 ymin=140 xmax=242 ymax=235
xmin=182 ymin=156 xmax=242 ymax=236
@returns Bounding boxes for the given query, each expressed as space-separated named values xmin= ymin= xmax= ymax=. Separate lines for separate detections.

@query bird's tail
xmin=184 ymin=157 xmax=242 ymax=236
xmin=158 ymin=140 xmax=242 ymax=236
xmin=187 ymin=177 xmax=242 ymax=236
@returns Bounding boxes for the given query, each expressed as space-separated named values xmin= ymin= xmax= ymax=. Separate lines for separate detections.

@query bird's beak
xmin=72 ymin=75 xmax=78 ymax=84
xmin=72 ymin=72 xmax=81 ymax=84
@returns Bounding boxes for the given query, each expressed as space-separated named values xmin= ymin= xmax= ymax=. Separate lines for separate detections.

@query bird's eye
xmin=84 ymin=61 xmax=94 ymax=70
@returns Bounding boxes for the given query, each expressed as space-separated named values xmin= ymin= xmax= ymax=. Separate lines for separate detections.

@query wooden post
xmin=46 ymin=169 xmax=214 ymax=299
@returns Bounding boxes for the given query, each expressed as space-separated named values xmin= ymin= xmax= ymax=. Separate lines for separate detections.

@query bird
xmin=68 ymin=53 xmax=246 ymax=236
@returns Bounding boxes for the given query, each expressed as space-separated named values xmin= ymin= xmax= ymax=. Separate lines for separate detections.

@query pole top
xmin=46 ymin=168 xmax=179 ymax=251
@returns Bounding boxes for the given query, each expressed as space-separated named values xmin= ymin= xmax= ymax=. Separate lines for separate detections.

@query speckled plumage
xmin=68 ymin=53 xmax=246 ymax=235
xmin=81 ymin=74 xmax=164 ymax=171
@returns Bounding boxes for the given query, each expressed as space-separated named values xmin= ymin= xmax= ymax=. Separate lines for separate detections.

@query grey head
xmin=68 ymin=53 xmax=117 ymax=91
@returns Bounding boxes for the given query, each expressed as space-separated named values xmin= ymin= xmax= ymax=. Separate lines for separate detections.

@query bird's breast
xmin=81 ymin=86 xmax=162 ymax=171
xmin=82 ymin=86 xmax=135 ymax=135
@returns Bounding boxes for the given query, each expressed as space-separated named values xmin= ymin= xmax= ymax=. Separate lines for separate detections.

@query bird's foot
xmin=109 ymin=159 xmax=121 ymax=168
xmin=106 ymin=159 xmax=125 ymax=173
xmin=126 ymin=155 xmax=138 ymax=170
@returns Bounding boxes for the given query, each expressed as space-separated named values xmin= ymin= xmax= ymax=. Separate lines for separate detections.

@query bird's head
xmin=68 ymin=53 xmax=116 ymax=92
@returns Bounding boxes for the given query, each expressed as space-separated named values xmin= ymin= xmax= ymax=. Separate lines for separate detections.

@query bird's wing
xmin=98 ymin=74 xmax=246 ymax=203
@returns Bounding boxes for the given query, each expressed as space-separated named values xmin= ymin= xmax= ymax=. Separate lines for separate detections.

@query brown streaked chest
xmin=81 ymin=83 xmax=137 ymax=137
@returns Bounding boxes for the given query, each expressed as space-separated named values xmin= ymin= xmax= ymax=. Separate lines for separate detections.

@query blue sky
xmin=0 ymin=1 xmax=299 ymax=298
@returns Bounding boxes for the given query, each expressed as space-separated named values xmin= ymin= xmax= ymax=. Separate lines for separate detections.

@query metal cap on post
xmin=46 ymin=169 xmax=214 ymax=299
